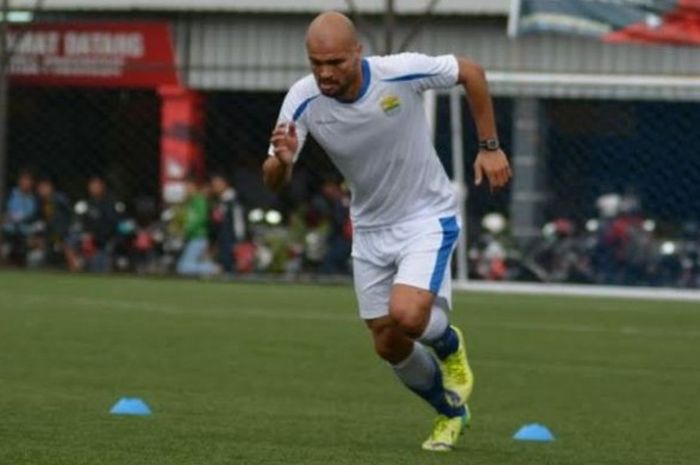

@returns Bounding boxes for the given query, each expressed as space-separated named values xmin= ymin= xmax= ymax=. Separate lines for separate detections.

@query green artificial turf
xmin=0 ymin=270 xmax=698 ymax=464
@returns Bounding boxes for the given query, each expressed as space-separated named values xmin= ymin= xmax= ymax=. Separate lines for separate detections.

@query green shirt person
xmin=176 ymin=177 xmax=219 ymax=276
xmin=184 ymin=191 xmax=209 ymax=240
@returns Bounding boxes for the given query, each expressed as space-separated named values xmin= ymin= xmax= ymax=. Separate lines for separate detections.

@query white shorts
xmin=352 ymin=215 xmax=460 ymax=320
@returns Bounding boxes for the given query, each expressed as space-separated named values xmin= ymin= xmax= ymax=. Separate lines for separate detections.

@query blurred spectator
xmin=130 ymin=196 xmax=161 ymax=274
xmin=316 ymin=179 xmax=352 ymax=274
xmin=209 ymin=172 xmax=247 ymax=274
xmin=1 ymin=170 xmax=38 ymax=265
xmin=596 ymin=193 xmax=647 ymax=285
xmin=32 ymin=177 xmax=73 ymax=268
xmin=177 ymin=177 xmax=219 ymax=276
xmin=76 ymin=176 xmax=120 ymax=273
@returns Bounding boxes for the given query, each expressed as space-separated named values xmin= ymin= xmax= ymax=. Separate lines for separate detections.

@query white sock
xmin=419 ymin=304 xmax=449 ymax=343
xmin=391 ymin=342 xmax=436 ymax=391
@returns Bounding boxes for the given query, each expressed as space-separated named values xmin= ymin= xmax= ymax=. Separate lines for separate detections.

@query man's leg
xmin=218 ymin=237 xmax=234 ymax=273
xmin=388 ymin=284 xmax=472 ymax=401
xmin=178 ymin=238 xmax=218 ymax=276
xmin=384 ymin=284 xmax=472 ymax=451
xmin=365 ymin=316 xmax=464 ymax=419
xmin=421 ymin=304 xmax=474 ymax=405
xmin=353 ymin=232 xmax=468 ymax=451
xmin=177 ymin=239 xmax=200 ymax=275
xmin=391 ymin=215 xmax=474 ymax=407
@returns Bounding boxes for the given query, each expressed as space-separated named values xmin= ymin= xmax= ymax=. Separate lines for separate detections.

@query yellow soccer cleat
xmin=421 ymin=407 xmax=471 ymax=452
xmin=439 ymin=325 xmax=474 ymax=407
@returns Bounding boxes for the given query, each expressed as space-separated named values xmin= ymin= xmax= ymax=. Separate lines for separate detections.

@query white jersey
xmin=271 ymin=53 xmax=459 ymax=230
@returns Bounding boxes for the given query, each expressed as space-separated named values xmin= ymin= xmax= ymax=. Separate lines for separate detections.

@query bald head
xmin=306 ymin=11 xmax=358 ymax=51
xmin=305 ymin=11 xmax=364 ymax=100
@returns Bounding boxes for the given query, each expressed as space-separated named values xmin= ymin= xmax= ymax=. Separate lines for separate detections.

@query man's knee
xmin=388 ymin=285 xmax=435 ymax=338
xmin=373 ymin=327 xmax=398 ymax=361
xmin=366 ymin=317 xmax=411 ymax=364
xmin=389 ymin=307 xmax=428 ymax=338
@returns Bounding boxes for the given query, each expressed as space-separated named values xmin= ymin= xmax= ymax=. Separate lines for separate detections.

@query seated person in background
xmin=2 ymin=170 xmax=38 ymax=266
xmin=317 ymin=178 xmax=352 ymax=275
xmin=79 ymin=176 xmax=120 ymax=273
xmin=209 ymin=172 xmax=247 ymax=274
xmin=177 ymin=176 xmax=219 ymax=276
xmin=32 ymin=177 xmax=73 ymax=268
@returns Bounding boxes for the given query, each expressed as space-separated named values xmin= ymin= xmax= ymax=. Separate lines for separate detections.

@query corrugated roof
xmin=167 ymin=15 xmax=700 ymax=99
xmin=9 ymin=0 xmax=511 ymax=15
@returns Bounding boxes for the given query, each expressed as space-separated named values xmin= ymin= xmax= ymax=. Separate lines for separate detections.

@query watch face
xmin=481 ymin=139 xmax=499 ymax=150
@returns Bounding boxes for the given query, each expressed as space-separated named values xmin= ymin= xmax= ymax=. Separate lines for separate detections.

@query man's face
xmin=18 ymin=174 xmax=33 ymax=193
xmin=185 ymin=181 xmax=197 ymax=197
xmin=307 ymin=41 xmax=361 ymax=98
xmin=211 ymin=177 xmax=227 ymax=196
xmin=37 ymin=181 xmax=53 ymax=199
xmin=88 ymin=179 xmax=105 ymax=198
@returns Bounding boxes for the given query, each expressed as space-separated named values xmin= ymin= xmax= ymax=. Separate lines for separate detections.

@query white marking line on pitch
xmin=0 ymin=292 xmax=357 ymax=322
xmin=475 ymin=321 xmax=700 ymax=339
xmin=3 ymin=291 xmax=699 ymax=339
xmin=477 ymin=359 xmax=700 ymax=379
xmin=455 ymin=280 xmax=700 ymax=303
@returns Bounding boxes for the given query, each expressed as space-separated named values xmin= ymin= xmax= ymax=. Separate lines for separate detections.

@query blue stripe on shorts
xmin=429 ymin=216 xmax=460 ymax=294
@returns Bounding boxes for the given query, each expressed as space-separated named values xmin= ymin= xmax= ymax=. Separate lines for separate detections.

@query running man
xmin=263 ymin=11 xmax=512 ymax=451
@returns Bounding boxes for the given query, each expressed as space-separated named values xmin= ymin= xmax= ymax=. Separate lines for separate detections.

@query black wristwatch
xmin=479 ymin=138 xmax=500 ymax=151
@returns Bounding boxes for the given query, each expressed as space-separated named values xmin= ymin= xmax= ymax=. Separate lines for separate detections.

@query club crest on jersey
xmin=380 ymin=95 xmax=401 ymax=116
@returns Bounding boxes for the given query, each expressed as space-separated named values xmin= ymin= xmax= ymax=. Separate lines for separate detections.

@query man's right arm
xmin=262 ymin=155 xmax=293 ymax=192
xmin=263 ymin=121 xmax=300 ymax=192
xmin=262 ymin=78 xmax=313 ymax=192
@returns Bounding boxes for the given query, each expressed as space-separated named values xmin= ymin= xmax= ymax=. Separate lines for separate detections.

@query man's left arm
xmin=455 ymin=56 xmax=512 ymax=191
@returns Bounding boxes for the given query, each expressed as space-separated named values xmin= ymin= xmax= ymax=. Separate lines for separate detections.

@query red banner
xmin=512 ymin=0 xmax=700 ymax=47
xmin=606 ymin=0 xmax=700 ymax=45
xmin=8 ymin=22 xmax=179 ymax=88
xmin=159 ymin=86 xmax=205 ymax=203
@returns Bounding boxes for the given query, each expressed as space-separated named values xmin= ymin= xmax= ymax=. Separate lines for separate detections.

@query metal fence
xmin=1 ymin=84 xmax=351 ymax=275
xmin=1 ymin=15 xmax=699 ymax=288
xmin=462 ymin=96 xmax=700 ymax=288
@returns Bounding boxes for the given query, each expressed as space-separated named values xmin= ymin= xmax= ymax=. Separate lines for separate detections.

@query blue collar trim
xmin=336 ymin=58 xmax=370 ymax=104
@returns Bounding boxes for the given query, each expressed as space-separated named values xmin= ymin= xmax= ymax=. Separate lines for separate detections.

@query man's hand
xmin=263 ymin=122 xmax=298 ymax=191
xmin=269 ymin=122 xmax=298 ymax=166
xmin=474 ymin=149 xmax=512 ymax=192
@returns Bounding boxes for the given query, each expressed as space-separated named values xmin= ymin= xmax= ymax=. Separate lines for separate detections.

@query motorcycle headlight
xmin=660 ymin=241 xmax=677 ymax=255
xmin=585 ymin=219 xmax=599 ymax=232
xmin=74 ymin=200 xmax=88 ymax=215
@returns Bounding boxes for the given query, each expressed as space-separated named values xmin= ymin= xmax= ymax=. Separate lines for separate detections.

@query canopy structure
xmin=9 ymin=0 xmax=509 ymax=15
xmin=509 ymin=0 xmax=700 ymax=46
